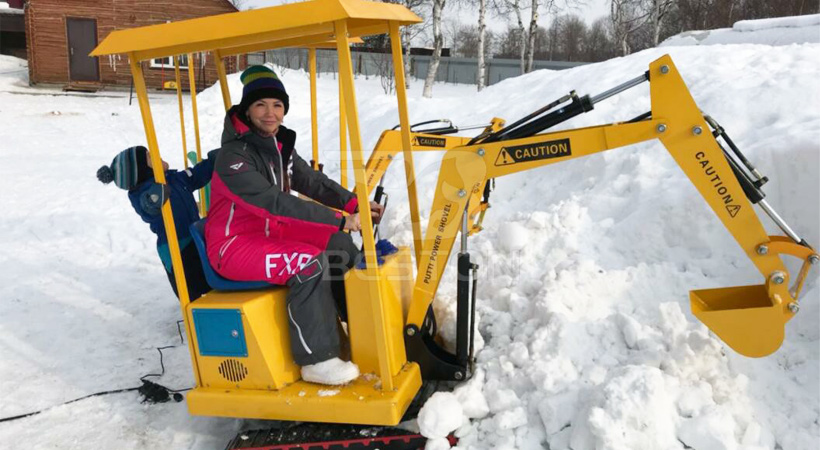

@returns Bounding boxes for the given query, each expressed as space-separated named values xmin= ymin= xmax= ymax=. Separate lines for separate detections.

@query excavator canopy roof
xmin=91 ymin=0 xmax=421 ymax=60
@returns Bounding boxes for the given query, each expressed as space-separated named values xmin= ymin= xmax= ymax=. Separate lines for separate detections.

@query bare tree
xmin=423 ymin=0 xmax=446 ymax=97
xmin=646 ymin=0 xmax=675 ymax=46
xmin=584 ymin=17 xmax=616 ymax=61
xmin=227 ymin=0 xmax=247 ymax=9
xmin=454 ymin=26 xmax=479 ymax=56
xmin=443 ymin=19 xmax=462 ymax=52
xmin=492 ymin=0 xmax=529 ymax=74
xmin=525 ymin=0 xmax=541 ymax=72
xmin=477 ymin=0 xmax=488 ymax=90
xmin=399 ymin=0 xmax=429 ymax=89
xmin=374 ymin=53 xmax=396 ymax=94
xmin=545 ymin=17 xmax=560 ymax=59
xmin=610 ymin=0 xmax=648 ymax=55
xmin=558 ymin=14 xmax=587 ymax=61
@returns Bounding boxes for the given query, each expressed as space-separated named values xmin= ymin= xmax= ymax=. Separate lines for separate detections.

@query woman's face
xmin=247 ymin=98 xmax=285 ymax=137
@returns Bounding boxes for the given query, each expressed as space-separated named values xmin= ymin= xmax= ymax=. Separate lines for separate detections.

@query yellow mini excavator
xmin=89 ymin=1 xmax=816 ymax=448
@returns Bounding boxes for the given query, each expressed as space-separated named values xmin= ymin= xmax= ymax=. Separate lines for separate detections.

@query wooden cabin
xmin=24 ymin=0 xmax=246 ymax=91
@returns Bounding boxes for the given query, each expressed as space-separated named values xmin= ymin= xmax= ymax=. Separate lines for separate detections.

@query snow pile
xmin=0 ymin=54 xmax=27 ymax=90
xmin=661 ymin=14 xmax=820 ymax=46
xmin=0 ymin=40 xmax=818 ymax=450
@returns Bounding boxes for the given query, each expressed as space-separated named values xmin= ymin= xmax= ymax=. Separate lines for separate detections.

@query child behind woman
xmin=97 ymin=145 xmax=216 ymax=301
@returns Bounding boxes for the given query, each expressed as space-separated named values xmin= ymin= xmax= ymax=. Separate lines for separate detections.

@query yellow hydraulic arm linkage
xmin=363 ymin=118 xmax=506 ymax=237
xmin=403 ymin=55 xmax=817 ymax=381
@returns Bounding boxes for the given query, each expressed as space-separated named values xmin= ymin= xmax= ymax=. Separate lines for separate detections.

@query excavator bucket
xmin=690 ymin=284 xmax=786 ymax=358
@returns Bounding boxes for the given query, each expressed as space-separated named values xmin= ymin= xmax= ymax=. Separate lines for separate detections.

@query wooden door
xmin=66 ymin=18 xmax=99 ymax=82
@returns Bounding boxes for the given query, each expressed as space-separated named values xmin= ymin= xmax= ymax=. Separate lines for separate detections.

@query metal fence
xmin=248 ymin=49 xmax=587 ymax=87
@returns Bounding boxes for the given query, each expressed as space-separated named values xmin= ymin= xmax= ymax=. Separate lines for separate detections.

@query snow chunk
xmin=497 ymin=221 xmax=529 ymax=252
xmin=418 ymin=392 xmax=464 ymax=439
xmin=677 ymin=382 xmax=715 ymax=418
xmin=571 ymin=366 xmax=681 ymax=450
xmin=493 ymin=406 xmax=528 ymax=431
xmin=485 ymin=388 xmax=521 ymax=413
xmin=425 ymin=437 xmax=452 ymax=450
xmin=678 ymin=406 xmax=739 ymax=450
xmin=537 ymin=390 xmax=579 ymax=435
xmin=453 ymin=369 xmax=490 ymax=419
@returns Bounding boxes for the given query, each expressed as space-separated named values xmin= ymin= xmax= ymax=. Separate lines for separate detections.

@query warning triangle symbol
xmin=726 ymin=204 xmax=741 ymax=218
xmin=495 ymin=148 xmax=514 ymax=166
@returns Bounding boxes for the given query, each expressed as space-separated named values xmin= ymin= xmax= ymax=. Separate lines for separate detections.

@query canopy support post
xmin=309 ymin=48 xmax=320 ymax=170
xmin=187 ymin=53 xmax=207 ymax=216
xmin=129 ymin=54 xmax=202 ymax=387
xmin=174 ymin=55 xmax=189 ymax=169
xmin=214 ymin=49 xmax=232 ymax=112
xmin=389 ymin=22 xmax=422 ymax=264
xmin=335 ymin=20 xmax=392 ymax=391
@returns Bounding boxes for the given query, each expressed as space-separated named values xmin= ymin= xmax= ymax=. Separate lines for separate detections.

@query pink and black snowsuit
xmin=206 ymin=108 xmax=360 ymax=365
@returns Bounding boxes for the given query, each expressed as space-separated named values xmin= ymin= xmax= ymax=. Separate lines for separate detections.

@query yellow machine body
xmin=186 ymin=288 xmax=299 ymax=390
xmin=185 ymin=248 xmax=421 ymax=424
xmin=345 ymin=247 xmax=415 ymax=375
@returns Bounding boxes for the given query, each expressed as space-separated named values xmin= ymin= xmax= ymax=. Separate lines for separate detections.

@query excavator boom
xmin=403 ymin=55 xmax=816 ymax=373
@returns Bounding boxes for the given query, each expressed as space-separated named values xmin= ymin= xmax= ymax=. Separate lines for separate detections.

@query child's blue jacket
xmin=128 ymin=153 xmax=215 ymax=272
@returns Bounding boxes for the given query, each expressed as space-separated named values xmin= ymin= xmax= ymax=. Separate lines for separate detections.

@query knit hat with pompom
xmin=97 ymin=146 xmax=151 ymax=190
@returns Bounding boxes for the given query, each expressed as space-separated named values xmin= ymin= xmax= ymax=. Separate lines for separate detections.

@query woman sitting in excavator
xmin=205 ymin=65 xmax=383 ymax=386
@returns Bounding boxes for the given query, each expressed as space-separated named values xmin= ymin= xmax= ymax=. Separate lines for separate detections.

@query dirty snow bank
xmin=661 ymin=14 xmax=820 ymax=46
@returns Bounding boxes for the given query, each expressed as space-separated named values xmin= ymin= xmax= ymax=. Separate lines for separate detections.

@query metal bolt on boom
xmin=657 ymin=124 xmax=667 ymax=133
xmin=788 ymin=302 xmax=800 ymax=314
xmin=771 ymin=271 xmax=786 ymax=285
xmin=756 ymin=245 xmax=769 ymax=255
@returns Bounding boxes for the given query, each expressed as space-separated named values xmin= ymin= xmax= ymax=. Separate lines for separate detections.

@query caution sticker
xmin=495 ymin=138 xmax=571 ymax=166
xmin=414 ymin=136 xmax=447 ymax=148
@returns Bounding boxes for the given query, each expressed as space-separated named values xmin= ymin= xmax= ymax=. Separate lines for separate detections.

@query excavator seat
xmin=690 ymin=284 xmax=786 ymax=358
xmin=189 ymin=219 xmax=269 ymax=291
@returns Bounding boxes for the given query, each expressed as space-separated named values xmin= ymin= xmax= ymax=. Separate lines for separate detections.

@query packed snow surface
xmin=0 ymin=41 xmax=818 ymax=450
xmin=661 ymin=14 xmax=820 ymax=46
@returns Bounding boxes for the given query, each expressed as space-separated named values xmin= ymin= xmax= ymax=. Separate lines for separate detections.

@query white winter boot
xmin=301 ymin=357 xmax=360 ymax=385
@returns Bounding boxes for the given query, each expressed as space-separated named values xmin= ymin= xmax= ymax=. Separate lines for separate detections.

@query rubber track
xmin=225 ymin=423 xmax=448 ymax=450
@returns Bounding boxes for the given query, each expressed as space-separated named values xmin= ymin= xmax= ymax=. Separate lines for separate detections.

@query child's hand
xmin=343 ymin=213 xmax=362 ymax=232
xmin=140 ymin=183 xmax=170 ymax=216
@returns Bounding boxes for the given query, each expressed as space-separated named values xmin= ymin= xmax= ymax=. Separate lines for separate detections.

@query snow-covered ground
xmin=661 ymin=14 xmax=820 ymax=47
xmin=1 ymin=40 xmax=818 ymax=450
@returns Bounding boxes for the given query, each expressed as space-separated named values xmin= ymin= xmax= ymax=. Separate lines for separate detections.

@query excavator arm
xmin=363 ymin=119 xmax=506 ymax=237
xmin=403 ymin=55 xmax=816 ymax=380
